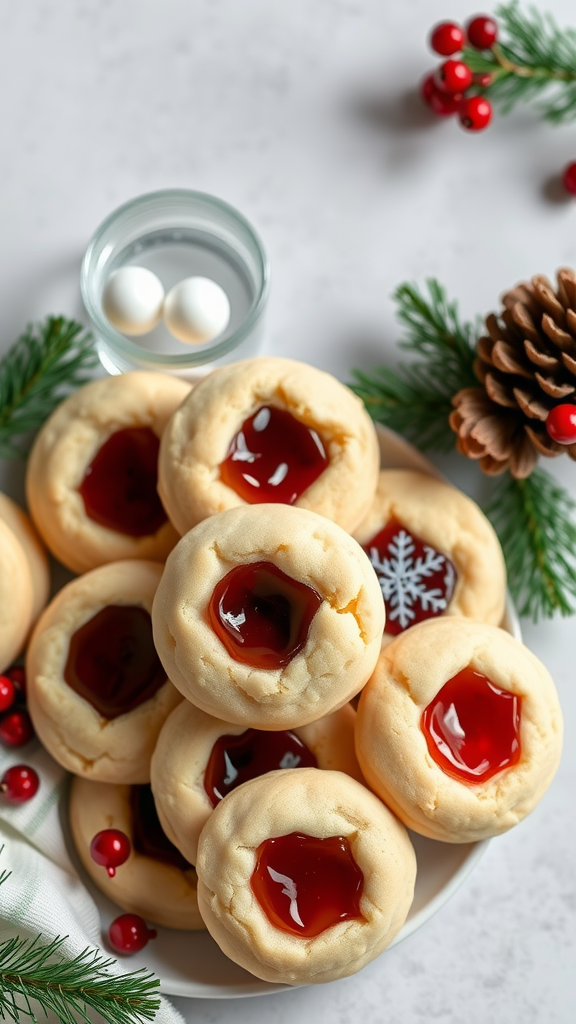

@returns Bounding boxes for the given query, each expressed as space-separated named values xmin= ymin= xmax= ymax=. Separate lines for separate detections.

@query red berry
xmin=459 ymin=95 xmax=493 ymax=131
xmin=421 ymin=74 xmax=463 ymax=116
xmin=90 ymin=829 xmax=131 ymax=877
xmin=108 ymin=914 xmax=157 ymax=955
xmin=473 ymin=72 xmax=493 ymax=87
xmin=0 ymin=764 xmax=40 ymax=803
xmin=546 ymin=404 xmax=576 ymax=444
xmin=562 ymin=162 xmax=576 ymax=196
xmin=429 ymin=21 xmax=465 ymax=56
xmin=466 ymin=15 xmax=498 ymax=50
xmin=435 ymin=59 xmax=473 ymax=94
xmin=7 ymin=667 xmax=26 ymax=703
xmin=0 ymin=676 xmax=16 ymax=713
xmin=0 ymin=708 xmax=34 ymax=747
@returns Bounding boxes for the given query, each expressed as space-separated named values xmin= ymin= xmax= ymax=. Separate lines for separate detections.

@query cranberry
xmin=562 ymin=163 xmax=576 ymax=197
xmin=90 ymin=829 xmax=131 ymax=877
xmin=0 ymin=676 xmax=16 ymax=713
xmin=546 ymin=404 xmax=576 ymax=445
xmin=466 ymin=15 xmax=498 ymax=50
xmin=435 ymin=59 xmax=473 ymax=94
xmin=0 ymin=708 xmax=35 ymax=747
xmin=429 ymin=21 xmax=465 ymax=56
xmin=459 ymin=95 xmax=493 ymax=131
xmin=108 ymin=914 xmax=157 ymax=955
xmin=421 ymin=74 xmax=463 ymax=117
xmin=0 ymin=764 xmax=40 ymax=803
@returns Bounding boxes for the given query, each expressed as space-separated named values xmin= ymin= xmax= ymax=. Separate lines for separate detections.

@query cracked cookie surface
xmin=157 ymin=357 xmax=379 ymax=535
xmin=355 ymin=618 xmax=563 ymax=842
xmin=152 ymin=504 xmax=385 ymax=729
xmin=26 ymin=560 xmax=181 ymax=783
xmin=26 ymin=372 xmax=191 ymax=573
xmin=195 ymin=768 xmax=416 ymax=985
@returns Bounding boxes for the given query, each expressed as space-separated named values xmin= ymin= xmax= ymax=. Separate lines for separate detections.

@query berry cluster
xmin=0 ymin=666 xmax=39 ymax=804
xmin=422 ymin=15 xmax=497 ymax=131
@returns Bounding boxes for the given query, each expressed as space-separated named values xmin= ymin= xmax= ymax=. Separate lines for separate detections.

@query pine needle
xmin=464 ymin=2 xmax=576 ymax=123
xmin=486 ymin=467 xmax=576 ymax=620
xmin=350 ymin=279 xmax=479 ymax=450
xmin=0 ymin=935 xmax=161 ymax=1024
xmin=0 ymin=316 xmax=98 ymax=459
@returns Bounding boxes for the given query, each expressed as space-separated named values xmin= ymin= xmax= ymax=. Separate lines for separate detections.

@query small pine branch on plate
xmin=0 ymin=853 xmax=160 ymax=1024
xmin=465 ymin=2 xmax=576 ymax=123
xmin=350 ymin=279 xmax=479 ymax=451
xmin=486 ymin=467 xmax=576 ymax=619
xmin=0 ymin=316 xmax=98 ymax=459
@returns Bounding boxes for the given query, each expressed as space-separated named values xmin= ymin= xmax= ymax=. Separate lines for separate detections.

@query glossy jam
xmin=204 ymin=729 xmax=317 ymax=806
xmin=64 ymin=606 xmax=166 ymax=719
xmin=363 ymin=517 xmax=456 ymax=635
xmin=208 ymin=561 xmax=322 ymax=669
xmin=219 ymin=406 xmax=328 ymax=505
xmin=129 ymin=784 xmax=191 ymax=870
xmin=78 ymin=427 xmax=166 ymax=537
xmin=251 ymin=832 xmax=364 ymax=937
xmin=422 ymin=667 xmax=522 ymax=783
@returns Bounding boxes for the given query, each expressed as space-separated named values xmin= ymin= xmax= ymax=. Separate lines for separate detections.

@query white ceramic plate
xmin=64 ymin=424 xmax=521 ymax=999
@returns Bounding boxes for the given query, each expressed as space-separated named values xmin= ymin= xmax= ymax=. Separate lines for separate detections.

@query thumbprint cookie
xmin=0 ymin=518 xmax=33 ymax=673
xmin=26 ymin=560 xmax=181 ymax=783
xmin=69 ymin=777 xmax=204 ymax=930
xmin=353 ymin=470 xmax=506 ymax=641
xmin=195 ymin=768 xmax=416 ymax=985
xmin=26 ymin=372 xmax=190 ymax=573
xmin=157 ymin=357 xmax=379 ymax=535
xmin=151 ymin=700 xmax=364 ymax=865
xmin=355 ymin=617 xmax=563 ymax=843
xmin=152 ymin=504 xmax=385 ymax=729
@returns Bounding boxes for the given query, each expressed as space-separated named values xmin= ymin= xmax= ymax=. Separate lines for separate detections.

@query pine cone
xmin=450 ymin=269 xmax=576 ymax=478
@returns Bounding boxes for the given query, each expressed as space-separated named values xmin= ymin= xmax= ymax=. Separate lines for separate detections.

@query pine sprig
xmin=0 ymin=316 xmax=98 ymax=459
xmin=0 ymin=935 xmax=161 ymax=1024
xmin=486 ymin=468 xmax=576 ymax=619
xmin=464 ymin=2 xmax=576 ymax=123
xmin=350 ymin=279 xmax=478 ymax=450
xmin=0 ymin=860 xmax=160 ymax=1024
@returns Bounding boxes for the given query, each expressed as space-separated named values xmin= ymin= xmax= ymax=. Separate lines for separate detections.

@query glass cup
xmin=81 ymin=189 xmax=270 ymax=378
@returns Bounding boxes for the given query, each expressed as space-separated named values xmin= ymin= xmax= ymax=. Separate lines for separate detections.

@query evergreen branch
xmin=486 ymin=468 xmax=576 ymax=620
xmin=0 ymin=317 xmax=98 ymax=459
xmin=0 ymin=934 xmax=160 ymax=1024
xmin=350 ymin=279 xmax=479 ymax=449
xmin=464 ymin=2 xmax=576 ymax=123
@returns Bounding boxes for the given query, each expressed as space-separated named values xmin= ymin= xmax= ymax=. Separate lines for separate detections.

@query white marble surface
xmin=1 ymin=1 xmax=575 ymax=1021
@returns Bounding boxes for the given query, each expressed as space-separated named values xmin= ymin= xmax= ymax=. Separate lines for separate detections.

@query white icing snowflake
xmin=369 ymin=529 xmax=455 ymax=630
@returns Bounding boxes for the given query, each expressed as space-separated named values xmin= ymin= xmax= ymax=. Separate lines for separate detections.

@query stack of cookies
xmin=20 ymin=357 xmax=562 ymax=986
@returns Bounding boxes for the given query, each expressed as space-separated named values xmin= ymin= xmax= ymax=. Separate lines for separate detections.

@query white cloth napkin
xmin=0 ymin=740 xmax=184 ymax=1024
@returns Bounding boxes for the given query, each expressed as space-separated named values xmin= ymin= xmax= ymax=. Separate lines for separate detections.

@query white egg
xmin=163 ymin=276 xmax=231 ymax=345
xmin=102 ymin=266 xmax=165 ymax=336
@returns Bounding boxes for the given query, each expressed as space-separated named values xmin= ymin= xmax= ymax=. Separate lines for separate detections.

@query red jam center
xmin=130 ymin=784 xmax=192 ymax=870
xmin=78 ymin=427 xmax=167 ymax=537
xmin=64 ymin=605 xmax=167 ymax=719
xmin=219 ymin=406 xmax=328 ymax=505
xmin=251 ymin=832 xmax=364 ymax=938
xmin=363 ymin=517 xmax=456 ymax=635
xmin=204 ymin=729 xmax=317 ymax=807
xmin=422 ymin=667 xmax=522 ymax=783
xmin=208 ymin=561 xmax=322 ymax=669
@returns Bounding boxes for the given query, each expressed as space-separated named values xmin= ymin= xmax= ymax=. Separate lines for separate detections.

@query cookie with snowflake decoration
xmin=151 ymin=700 xmax=364 ymax=865
xmin=152 ymin=503 xmax=384 ymax=729
xmin=352 ymin=470 xmax=506 ymax=642
xmin=69 ymin=777 xmax=204 ymax=929
xmin=355 ymin=618 xmax=563 ymax=843
xmin=157 ymin=357 xmax=380 ymax=535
